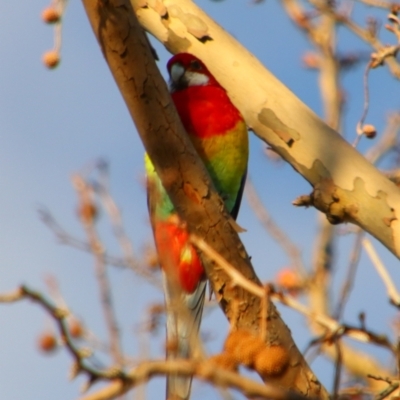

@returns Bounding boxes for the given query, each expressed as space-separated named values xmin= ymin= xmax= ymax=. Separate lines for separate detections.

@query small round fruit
xmin=78 ymin=202 xmax=98 ymax=225
xmin=38 ymin=332 xmax=57 ymax=353
xmin=254 ymin=345 xmax=289 ymax=377
xmin=41 ymin=7 xmax=61 ymax=24
xmin=276 ymin=268 xmax=301 ymax=291
xmin=69 ymin=319 xmax=84 ymax=338
xmin=42 ymin=50 xmax=60 ymax=69
xmin=362 ymin=124 xmax=377 ymax=139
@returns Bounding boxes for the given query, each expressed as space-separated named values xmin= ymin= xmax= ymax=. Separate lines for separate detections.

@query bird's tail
xmin=163 ymin=274 xmax=206 ymax=400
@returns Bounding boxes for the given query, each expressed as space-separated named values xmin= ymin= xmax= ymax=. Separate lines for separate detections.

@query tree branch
xmin=80 ymin=0 xmax=328 ymax=396
xmin=133 ymin=0 xmax=400 ymax=259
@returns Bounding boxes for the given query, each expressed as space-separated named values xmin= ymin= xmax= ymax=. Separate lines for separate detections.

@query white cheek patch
xmin=185 ymin=71 xmax=209 ymax=86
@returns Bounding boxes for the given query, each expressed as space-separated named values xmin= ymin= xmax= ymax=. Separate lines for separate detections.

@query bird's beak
xmin=170 ymin=63 xmax=185 ymax=85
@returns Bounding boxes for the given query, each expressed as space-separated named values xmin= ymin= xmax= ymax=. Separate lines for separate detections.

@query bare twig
xmin=353 ymin=63 xmax=372 ymax=147
xmin=190 ymin=234 xmax=394 ymax=351
xmin=365 ymin=112 xmax=400 ymax=165
xmin=0 ymin=287 xmax=24 ymax=302
xmin=77 ymin=359 xmax=311 ymax=400
xmin=368 ymin=375 xmax=400 ymax=400
xmin=332 ymin=340 xmax=343 ymax=399
xmin=189 ymin=235 xmax=264 ymax=299
xmin=375 ymin=382 xmax=400 ymax=400
xmin=354 ymin=0 xmax=394 ymax=9
xmin=315 ymin=4 xmax=400 ymax=78
xmin=275 ymin=290 xmax=395 ymax=351
xmin=3 ymin=284 xmax=311 ymax=400
xmin=0 ymin=285 xmax=129 ymax=387
xmin=245 ymin=178 xmax=306 ymax=275
xmin=190 ymin=234 xmax=269 ymax=339
xmin=38 ymin=207 xmax=161 ymax=287
xmin=362 ymin=237 xmax=400 ymax=306
xmin=334 ymin=231 xmax=364 ymax=320
xmin=94 ymin=165 xmax=138 ymax=269
xmin=73 ymin=174 xmax=124 ymax=367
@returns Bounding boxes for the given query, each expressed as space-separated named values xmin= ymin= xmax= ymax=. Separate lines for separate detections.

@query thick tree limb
xmin=81 ymin=0 xmax=328 ymax=397
xmin=132 ymin=0 xmax=400 ymax=259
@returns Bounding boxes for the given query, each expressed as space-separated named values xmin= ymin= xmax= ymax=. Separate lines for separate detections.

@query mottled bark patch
xmin=294 ymin=160 xmax=397 ymax=249
xmin=166 ymin=4 xmax=210 ymax=40
xmin=165 ymin=29 xmax=191 ymax=52
xmin=258 ymin=108 xmax=300 ymax=147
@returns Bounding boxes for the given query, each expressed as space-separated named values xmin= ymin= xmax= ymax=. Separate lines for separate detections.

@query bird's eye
xmin=190 ymin=60 xmax=202 ymax=70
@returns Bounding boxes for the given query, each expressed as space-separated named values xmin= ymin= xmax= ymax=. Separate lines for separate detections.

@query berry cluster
xmin=210 ymin=330 xmax=290 ymax=378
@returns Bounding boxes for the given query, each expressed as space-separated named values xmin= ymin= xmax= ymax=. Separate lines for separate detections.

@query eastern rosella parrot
xmin=145 ymin=53 xmax=249 ymax=400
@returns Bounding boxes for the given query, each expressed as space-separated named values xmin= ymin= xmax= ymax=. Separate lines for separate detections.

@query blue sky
xmin=1 ymin=0 xmax=400 ymax=399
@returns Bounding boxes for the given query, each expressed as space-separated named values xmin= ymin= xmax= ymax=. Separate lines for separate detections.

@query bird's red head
xmin=167 ymin=53 xmax=220 ymax=92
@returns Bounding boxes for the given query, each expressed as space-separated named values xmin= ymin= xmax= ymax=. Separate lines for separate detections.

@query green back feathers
xmin=145 ymin=118 xmax=248 ymax=219
xmin=145 ymin=153 xmax=175 ymax=220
